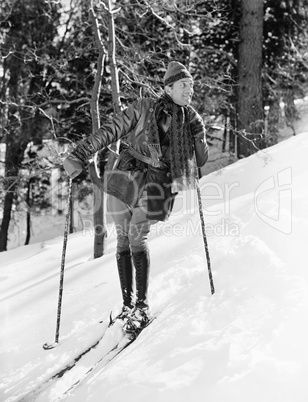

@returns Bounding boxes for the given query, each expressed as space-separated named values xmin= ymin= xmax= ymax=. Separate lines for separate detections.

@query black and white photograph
xmin=1 ymin=1 xmax=308 ymax=401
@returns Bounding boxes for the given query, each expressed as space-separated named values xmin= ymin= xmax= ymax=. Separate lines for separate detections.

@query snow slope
xmin=1 ymin=133 xmax=308 ymax=402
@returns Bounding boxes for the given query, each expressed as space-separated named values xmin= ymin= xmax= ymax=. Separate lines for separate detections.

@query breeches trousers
xmin=107 ymin=193 xmax=157 ymax=253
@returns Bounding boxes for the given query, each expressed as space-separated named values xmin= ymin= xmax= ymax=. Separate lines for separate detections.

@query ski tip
xmin=108 ymin=311 xmax=114 ymax=327
xmin=43 ymin=341 xmax=59 ymax=350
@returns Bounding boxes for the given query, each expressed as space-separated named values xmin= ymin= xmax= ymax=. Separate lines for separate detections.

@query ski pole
xmin=195 ymin=177 xmax=215 ymax=295
xmin=43 ymin=178 xmax=73 ymax=349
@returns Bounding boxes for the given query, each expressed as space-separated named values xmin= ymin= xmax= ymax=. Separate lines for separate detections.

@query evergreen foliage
xmin=0 ymin=0 xmax=308 ymax=250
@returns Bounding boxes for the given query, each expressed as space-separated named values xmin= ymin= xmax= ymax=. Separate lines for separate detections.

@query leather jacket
xmin=73 ymin=97 xmax=209 ymax=221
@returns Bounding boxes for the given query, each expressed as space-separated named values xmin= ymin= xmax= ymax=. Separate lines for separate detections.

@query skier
xmin=63 ymin=61 xmax=209 ymax=334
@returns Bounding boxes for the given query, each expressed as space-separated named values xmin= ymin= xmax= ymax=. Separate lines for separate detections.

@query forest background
xmin=0 ymin=0 xmax=308 ymax=254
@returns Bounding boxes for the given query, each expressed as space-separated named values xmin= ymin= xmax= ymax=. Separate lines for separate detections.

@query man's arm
xmin=63 ymin=99 xmax=143 ymax=177
xmin=73 ymin=99 xmax=142 ymax=162
xmin=189 ymin=107 xmax=209 ymax=167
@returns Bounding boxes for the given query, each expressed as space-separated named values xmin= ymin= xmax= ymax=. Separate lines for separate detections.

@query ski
xmin=96 ymin=315 xmax=156 ymax=367
xmin=19 ymin=319 xmax=110 ymax=402
xmin=105 ymin=316 xmax=156 ymax=362
xmin=19 ymin=313 xmax=156 ymax=401
xmin=60 ymin=315 xmax=156 ymax=397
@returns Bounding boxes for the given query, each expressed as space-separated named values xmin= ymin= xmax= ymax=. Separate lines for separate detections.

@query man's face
xmin=166 ymin=78 xmax=194 ymax=106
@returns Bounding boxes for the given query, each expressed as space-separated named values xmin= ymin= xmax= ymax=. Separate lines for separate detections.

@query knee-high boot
xmin=132 ymin=249 xmax=150 ymax=309
xmin=116 ymin=250 xmax=133 ymax=308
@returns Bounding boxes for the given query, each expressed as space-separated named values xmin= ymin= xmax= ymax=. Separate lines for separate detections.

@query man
xmin=63 ymin=61 xmax=209 ymax=334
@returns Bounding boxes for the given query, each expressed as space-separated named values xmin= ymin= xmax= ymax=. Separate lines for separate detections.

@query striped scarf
xmin=148 ymin=93 xmax=197 ymax=193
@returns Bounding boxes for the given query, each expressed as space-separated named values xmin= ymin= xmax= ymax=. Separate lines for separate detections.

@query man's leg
xmin=128 ymin=193 xmax=157 ymax=309
xmin=107 ymin=195 xmax=134 ymax=311
xmin=123 ymin=194 xmax=158 ymax=332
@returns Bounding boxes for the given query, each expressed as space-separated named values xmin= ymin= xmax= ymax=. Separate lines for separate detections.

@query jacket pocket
xmin=104 ymin=150 xmax=146 ymax=207
xmin=116 ymin=148 xmax=137 ymax=171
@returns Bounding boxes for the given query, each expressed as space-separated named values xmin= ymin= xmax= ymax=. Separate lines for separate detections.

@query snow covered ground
xmin=1 ymin=132 xmax=308 ymax=402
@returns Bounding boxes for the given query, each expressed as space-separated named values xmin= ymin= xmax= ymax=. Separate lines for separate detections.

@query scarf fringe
xmin=148 ymin=93 xmax=197 ymax=191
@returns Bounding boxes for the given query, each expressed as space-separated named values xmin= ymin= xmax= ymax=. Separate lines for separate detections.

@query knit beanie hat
xmin=163 ymin=61 xmax=192 ymax=86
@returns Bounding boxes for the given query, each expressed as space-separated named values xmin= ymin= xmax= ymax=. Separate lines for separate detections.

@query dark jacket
xmin=73 ymin=97 xmax=209 ymax=221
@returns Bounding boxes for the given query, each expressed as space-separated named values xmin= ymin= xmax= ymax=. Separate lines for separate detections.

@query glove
xmin=63 ymin=155 xmax=83 ymax=179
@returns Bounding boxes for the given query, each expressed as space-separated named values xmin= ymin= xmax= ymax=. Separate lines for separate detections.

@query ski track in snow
xmin=1 ymin=133 xmax=308 ymax=402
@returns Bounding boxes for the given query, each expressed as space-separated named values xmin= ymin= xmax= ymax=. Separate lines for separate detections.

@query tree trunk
xmin=88 ymin=1 xmax=122 ymax=258
xmin=24 ymin=178 xmax=32 ymax=246
xmin=89 ymin=4 xmax=108 ymax=259
xmin=237 ymin=0 xmax=264 ymax=157
xmin=107 ymin=0 xmax=121 ymax=115
xmin=0 ymin=47 xmax=20 ymax=251
xmin=229 ymin=101 xmax=238 ymax=156
xmin=0 ymin=183 xmax=15 ymax=251
xmin=105 ymin=0 xmax=121 ymax=169
xmin=0 ymin=139 xmax=28 ymax=251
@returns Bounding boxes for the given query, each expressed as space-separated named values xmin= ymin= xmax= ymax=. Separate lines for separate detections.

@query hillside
xmin=0 ymin=132 xmax=308 ymax=402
